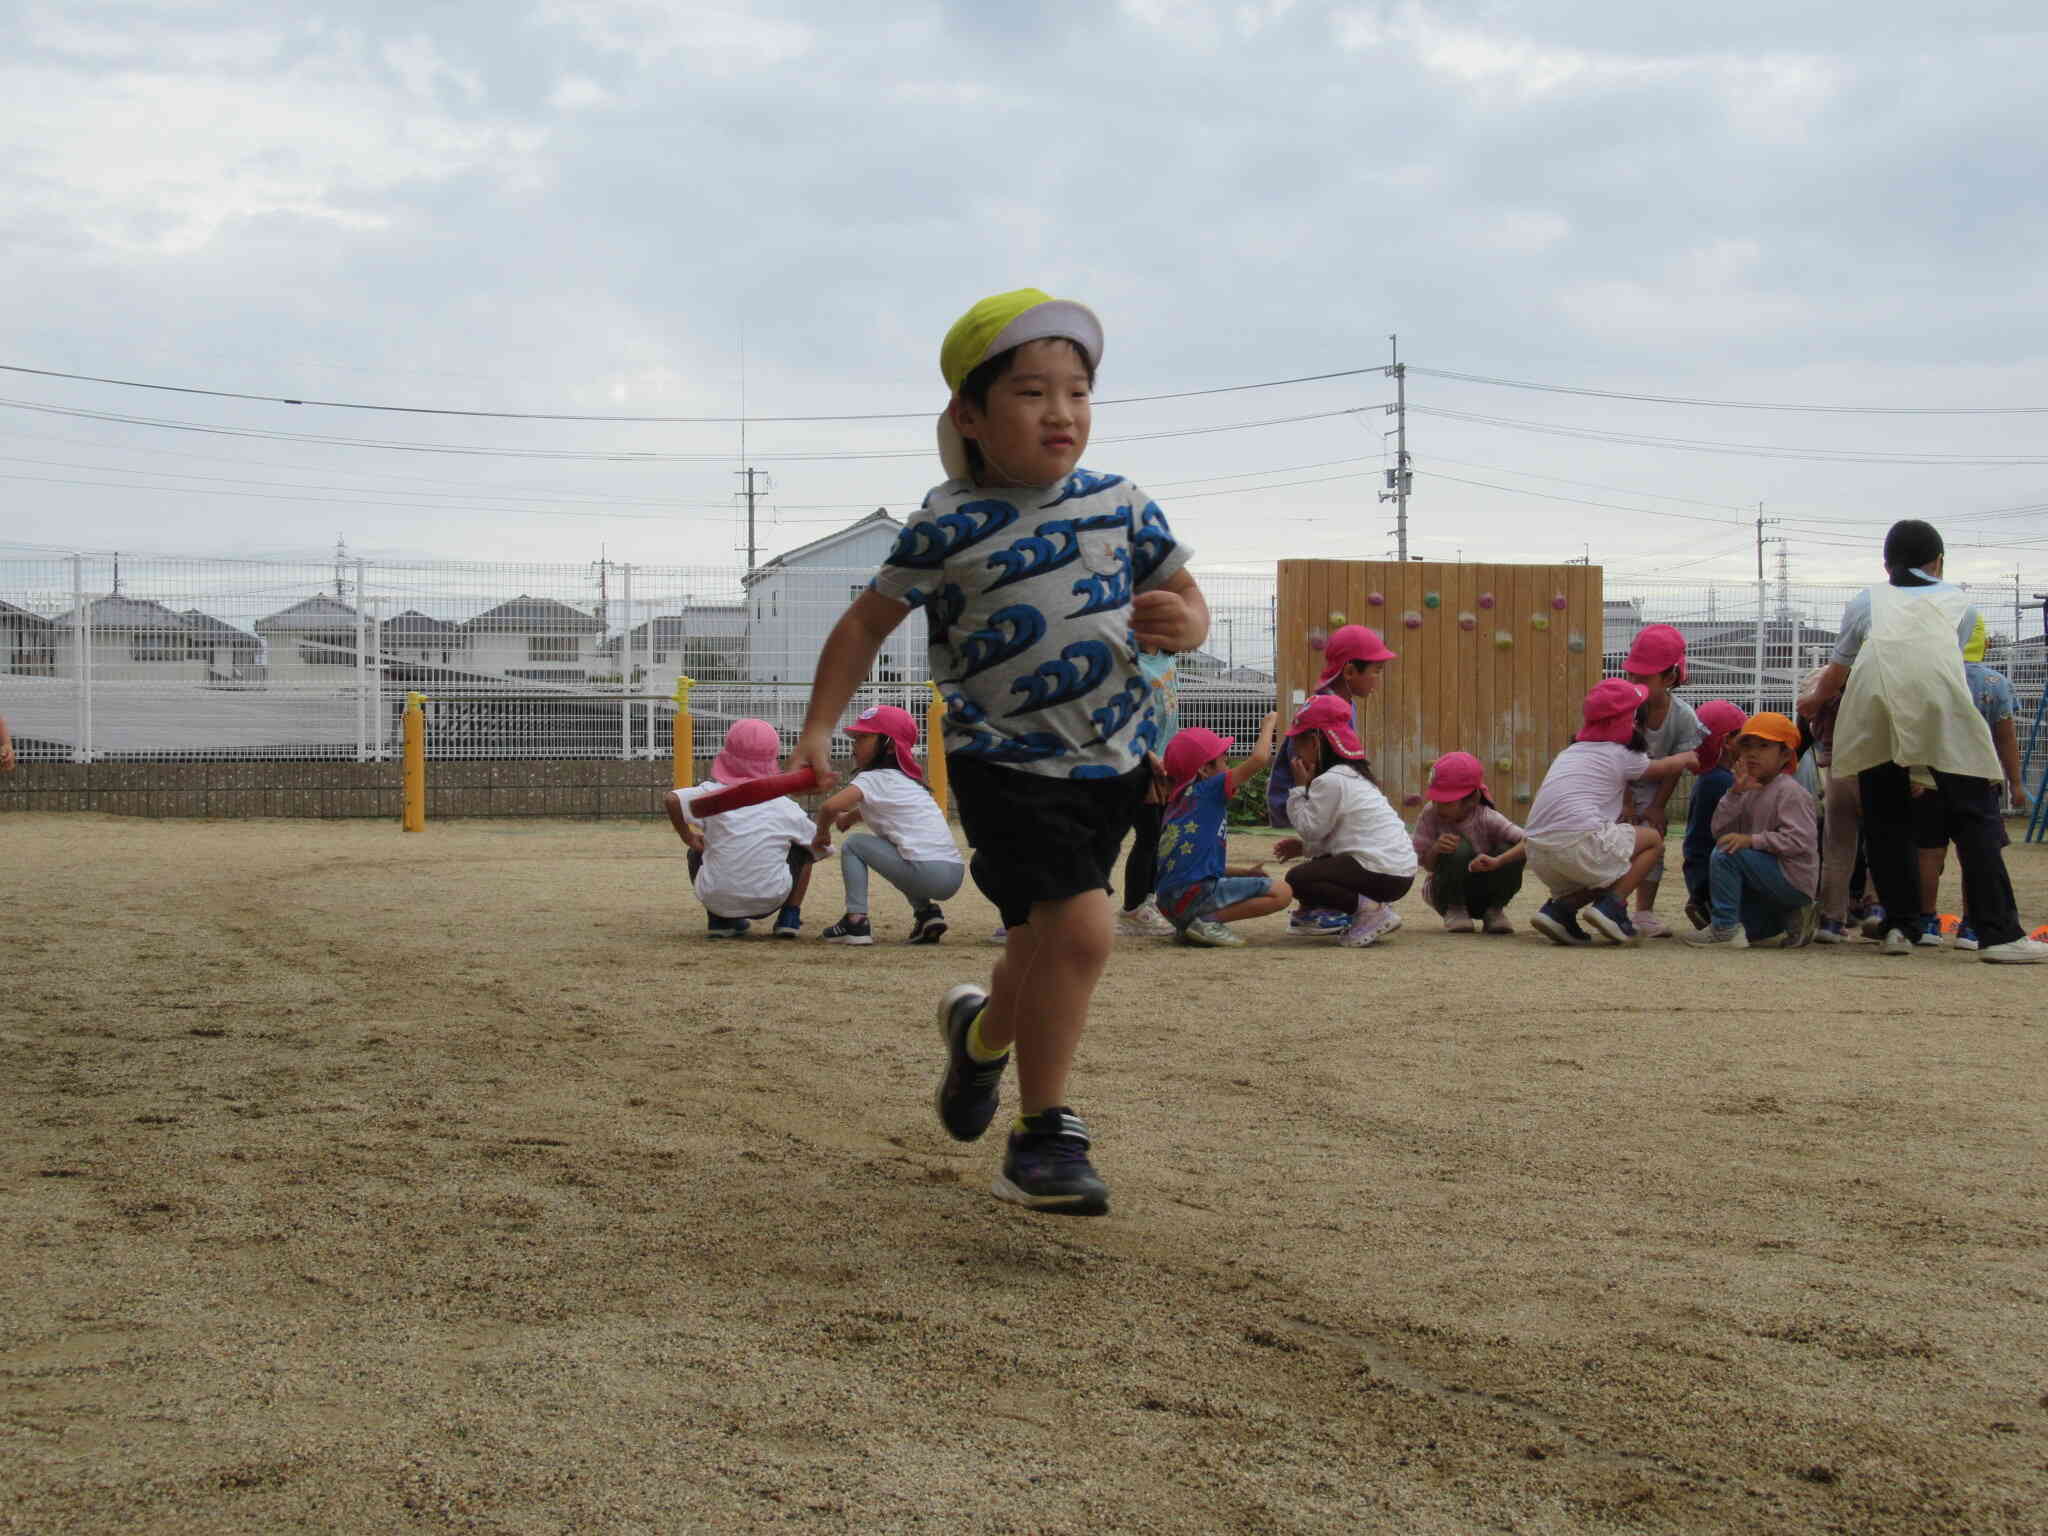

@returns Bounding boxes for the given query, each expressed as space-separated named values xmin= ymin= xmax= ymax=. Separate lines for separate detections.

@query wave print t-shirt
xmin=869 ymin=469 xmax=1192 ymax=779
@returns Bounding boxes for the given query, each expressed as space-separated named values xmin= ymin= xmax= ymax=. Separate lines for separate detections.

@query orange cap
xmin=1736 ymin=711 xmax=1801 ymax=758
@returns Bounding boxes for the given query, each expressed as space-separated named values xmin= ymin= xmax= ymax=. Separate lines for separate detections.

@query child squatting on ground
xmin=808 ymin=705 xmax=965 ymax=946
xmin=665 ymin=718 xmax=818 ymax=939
xmin=1152 ymin=712 xmax=1293 ymax=947
xmin=1411 ymin=752 xmax=1524 ymax=935
xmin=1678 ymin=700 xmax=1750 ymax=931
xmin=791 ymin=287 xmax=1210 ymax=1217
xmin=1618 ymin=624 xmax=1706 ymax=939
xmin=1504 ymin=679 xmax=1701 ymax=946
xmin=1272 ymin=695 xmax=1419 ymax=949
xmin=1681 ymin=711 xmax=1820 ymax=949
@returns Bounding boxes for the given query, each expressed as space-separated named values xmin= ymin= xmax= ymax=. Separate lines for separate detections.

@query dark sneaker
xmin=772 ymin=905 xmax=802 ymax=939
xmin=1954 ymin=921 xmax=1980 ymax=952
xmin=994 ymin=1107 xmax=1109 ymax=1216
xmin=1858 ymin=905 xmax=1888 ymax=941
xmin=908 ymin=904 xmax=948 ymax=945
xmin=706 ymin=916 xmax=750 ymax=939
xmin=1915 ymin=915 xmax=1944 ymax=948
xmin=1683 ymin=898 xmax=1710 ymax=931
xmin=822 ymin=914 xmax=873 ymax=946
xmin=1583 ymin=894 xmax=1640 ymax=945
xmin=933 ymin=983 xmax=1005 ymax=1142
xmin=1287 ymin=908 xmax=1349 ymax=937
xmin=1531 ymin=898 xmax=1593 ymax=946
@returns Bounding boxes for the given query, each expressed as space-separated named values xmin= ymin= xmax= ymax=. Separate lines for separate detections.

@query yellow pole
xmin=925 ymin=681 xmax=948 ymax=817
xmin=401 ymin=692 xmax=426 ymax=832
xmin=672 ymin=675 xmax=696 ymax=789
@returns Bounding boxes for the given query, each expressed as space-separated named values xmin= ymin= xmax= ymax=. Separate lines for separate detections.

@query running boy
xmin=1154 ymin=713 xmax=1292 ymax=947
xmin=1682 ymin=711 xmax=1819 ymax=948
xmin=791 ymin=288 xmax=1208 ymax=1216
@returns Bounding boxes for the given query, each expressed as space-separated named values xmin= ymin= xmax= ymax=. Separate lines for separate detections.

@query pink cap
xmin=1693 ymin=699 xmax=1749 ymax=774
xmin=711 ymin=718 xmax=782 ymax=785
xmin=1623 ymin=623 xmax=1689 ymax=685
xmin=1286 ymin=694 xmax=1367 ymax=760
xmin=847 ymin=703 xmax=924 ymax=782
xmin=1314 ymin=624 xmax=1398 ymax=689
xmin=1577 ymin=679 xmax=1649 ymax=744
xmin=1425 ymin=751 xmax=1489 ymax=803
xmin=1163 ymin=727 xmax=1233 ymax=788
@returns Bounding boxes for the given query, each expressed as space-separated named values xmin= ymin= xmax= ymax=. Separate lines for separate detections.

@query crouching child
xmin=1682 ymin=711 xmax=1820 ymax=949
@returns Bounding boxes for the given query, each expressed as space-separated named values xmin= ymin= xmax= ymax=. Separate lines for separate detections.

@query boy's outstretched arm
xmin=1468 ymin=840 xmax=1526 ymax=872
xmin=792 ymin=590 xmax=909 ymax=785
xmin=1225 ymin=711 xmax=1279 ymax=794
xmin=1131 ymin=569 xmax=1209 ymax=654
xmin=1641 ymin=750 xmax=1700 ymax=783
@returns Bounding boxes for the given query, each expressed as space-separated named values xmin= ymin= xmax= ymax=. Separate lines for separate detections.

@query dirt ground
xmin=3 ymin=812 xmax=2045 ymax=1535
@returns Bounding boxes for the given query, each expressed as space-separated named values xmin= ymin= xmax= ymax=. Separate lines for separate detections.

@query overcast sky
xmin=4 ymin=0 xmax=2046 ymax=596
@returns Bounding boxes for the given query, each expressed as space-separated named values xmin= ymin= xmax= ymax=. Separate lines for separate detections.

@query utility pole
xmin=593 ymin=553 xmax=610 ymax=630
xmin=334 ymin=534 xmax=349 ymax=600
xmin=1378 ymin=335 xmax=1410 ymax=562
xmin=736 ymin=466 xmax=763 ymax=576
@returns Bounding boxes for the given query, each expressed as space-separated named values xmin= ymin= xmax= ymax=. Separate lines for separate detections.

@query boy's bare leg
xmin=973 ymin=888 xmax=1114 ymax=1116
xmin=1610 ymin=829 xmax=1665 ymax=900
xmin=788 ymin=859 xmax=813 ymax=907
xmin=1212 ymin=877 xmax=1293 ymax=924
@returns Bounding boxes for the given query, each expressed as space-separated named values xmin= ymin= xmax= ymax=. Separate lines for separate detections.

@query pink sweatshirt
xmin=1709 ymin=773 xmax=1819 ymax=897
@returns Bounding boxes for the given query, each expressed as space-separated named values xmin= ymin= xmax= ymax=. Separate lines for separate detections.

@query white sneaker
xmin=1442 ymin=905 xmax=1474 ymax=934
xmin=1631 ymin=911 xmax=1672 ymax=940
xmin=1880 ymin=928 xmax=1914 ymax=956
xmin=1979 ymin=936 xmax=2048 ymax=964
xmin=1116 ymin=898 xmax=1175 ymax=937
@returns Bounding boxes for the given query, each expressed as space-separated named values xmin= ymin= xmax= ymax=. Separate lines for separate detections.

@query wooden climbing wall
xmin=1274 ymin=561 xmax=1604 ymax=818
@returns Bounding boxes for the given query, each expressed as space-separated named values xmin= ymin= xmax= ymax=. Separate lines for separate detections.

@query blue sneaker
xmin=994 ymin=1106 xmax=1109 ymax=1216
xmin=1954 ymin=921 xmax=1980 ymax=951
xmin=1530 ymin=898 xmax=1594 ymax=946
xmin=933 ymin=984 xmax=1005 ymax=1142
xmin=1287 ymin=908 xmax=1350 ymax=937
xmin=772 ymin=905 xmax=802 ymax=939
xmin=1858 ymin=905 xmax=1887 ymax=941
xmin=706 ymin=916 xmax=750 ymax=939
xmin=1583 ymin=894 xmax=1640 ymax=945
xmin=1915 ymin=915 xmax=1944 ymax=948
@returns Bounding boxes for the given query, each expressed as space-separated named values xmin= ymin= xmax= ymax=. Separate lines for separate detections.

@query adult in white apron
xmin=1801 ymin=520 xmax=2043 ymax=962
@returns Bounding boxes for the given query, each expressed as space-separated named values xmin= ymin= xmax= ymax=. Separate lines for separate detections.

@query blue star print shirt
xmin=869 ymin=469 xmax=1192 ymax=779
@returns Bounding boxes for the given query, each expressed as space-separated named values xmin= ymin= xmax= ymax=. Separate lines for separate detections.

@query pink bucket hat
xmin=1623 ymin=623 xmax=1689 ymax=685
xmin=846 ymin=703 xmax=924 ymax=782
xmin=711 ymin=718 xmax=782 ymax=784
xmin=1287 ymin=694 xmax=1368 ymax=760
xmin=1163 ymin=727 xmax=1233 ymax=789
xmin=1314 ymin=624 xmax=1399 ymax=690
xmin=1693 ymin=699 xmax=1749 ymax=774
xmin=1426 ymin=751 xmax=1490 ymax=804
xmin=1577 ymin=679 xmax=1649 ymax=744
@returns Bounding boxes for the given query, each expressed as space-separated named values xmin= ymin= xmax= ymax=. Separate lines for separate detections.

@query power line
xmin=1414 ymin=469 xmax=1750 ymax=527
xmin=1410 ymin=366 xmax=2048 ymax=415
xmin=0 ymin=359 xmax=1387 ymax=423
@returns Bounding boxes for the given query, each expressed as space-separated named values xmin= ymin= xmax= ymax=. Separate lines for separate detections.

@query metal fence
xmin=2 ymin=553 xmax=2040 ymax=769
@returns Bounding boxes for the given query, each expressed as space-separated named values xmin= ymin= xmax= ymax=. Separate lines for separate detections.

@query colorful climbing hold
xmin=1402 ymin=794 xmax=1423 ymax=808
xmin=1422 ymin=591 xmax=1441 ymax=609
xmin=1494 ymin=756 xmax=1513 ymax=772
xmin=1478 ymin=592 xmax=1495 ymax=609
xmin=1531 ymin=614 xmax=1550 ymax=631
xmin=1367 ymin=591 xmax=1384 ymax=607
xmin=1402 ymin=610 xmax=1423 ymax=629
xmin=1515 ymin=786 xmax=1532 ymax=803
xmin=1328 ymin=611 xmax=1346 ymax=626
xmin=1551 ymin=593 xmax=1568 ymax=611
xmin=1307 ymin=628 xmax=1327 ymax=652
xmin=1566 ymin=632 xmax=1586 ymax=653
xmin=1494 ymin=630 xmax=1513 ymax=648
xmin=1458 ymin=612 xmax=1476 ymax=631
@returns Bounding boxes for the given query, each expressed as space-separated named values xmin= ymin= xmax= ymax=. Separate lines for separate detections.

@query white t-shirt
xmin=1525 ymin=742 xmax=1651 ymax=841
xmin=677 ymin=780 xmax=814 ymax=916
xmin=1625 ymin=697 xmax=1703 ymax=816
xmin=1286 ymin=771 xmax=1418 ymax=877
xmin=850 ymin=768 xmax=962 ymax=867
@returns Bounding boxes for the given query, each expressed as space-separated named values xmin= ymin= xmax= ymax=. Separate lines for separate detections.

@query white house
xmin=2 ymin=599 xmax=56 ymax=677
xmin=598 ymin=605 xmax=749 ymax=694
xmin=44 ymin=596 xmax=257 ymax=685
xmin=255 ymin=594 xmax=364 ymax=688
xmin=462 ymin=595 xmax=605 ymax=684
xmin=378 ymin=610 xmax=470 ymax=669
xmin=743 ymin=510 xmax=925 ymax=685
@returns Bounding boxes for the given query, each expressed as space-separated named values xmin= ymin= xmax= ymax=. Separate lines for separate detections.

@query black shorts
xmin=947 ymin=756 xmax=1150 ymax=930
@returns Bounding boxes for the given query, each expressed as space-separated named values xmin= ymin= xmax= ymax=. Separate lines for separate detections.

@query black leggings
xmin=1290 ymin=855 xmax=1413 ymax=911
xmin=1121 ymin=799 xmax=1165 ymax=911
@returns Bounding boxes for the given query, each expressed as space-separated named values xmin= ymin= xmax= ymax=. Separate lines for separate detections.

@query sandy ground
xmin=3 ymin=812 xmax=2046 ymax=1535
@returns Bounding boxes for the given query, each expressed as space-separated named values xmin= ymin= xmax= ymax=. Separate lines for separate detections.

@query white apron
xmin=1831 ymin=582 xmax=2003 ymax=781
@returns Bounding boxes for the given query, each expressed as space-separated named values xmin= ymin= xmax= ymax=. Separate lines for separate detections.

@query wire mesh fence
xmin=2 ymin=552 xmax=2041 ymax=771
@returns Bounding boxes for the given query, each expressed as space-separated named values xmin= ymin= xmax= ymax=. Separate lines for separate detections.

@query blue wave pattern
xmin=870 ymin=468 xmax=1189 ymax=779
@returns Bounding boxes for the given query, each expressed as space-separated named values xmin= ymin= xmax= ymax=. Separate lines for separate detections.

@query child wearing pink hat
xmin=1679 ymin=700 xmax=1749 ymax=930
xmin=809 ymin=705 xmax=965 ymax=945
xmin=1618 ymin=624 xmax=1706 ymax=938
xmin=1491 ymin=681 xmax=1701 ymax=945
xmin=665 ymin=718 xmax=818 ymax=939
xmin=1153 ymin=713 xmax=1291 ymax=946
xmin=1272 ymin=695 xmax=1418 ymax=948
xmin=1410 ymin=752 xmax=1526 ymax=934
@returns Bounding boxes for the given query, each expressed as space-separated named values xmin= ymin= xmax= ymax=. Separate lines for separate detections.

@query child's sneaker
xmin=1631 ymin=910 xmax=1672 ymax=940
xmin=1116 ymin=897 xmax=1175 ymax=937
xmin=1953 ymin=920 xmax=1980 ymax=951
xmin=1683 ymin=898 xmax=1710 ymax=931
xmin=1915 ymin=915 xmax=1944 ymax=947
xmin=1880 ymin=927 xmax=1915 ymax=956
xmin=772 ymin=906 xmax=802 ymax=939
xmin=1287 ymin=908 xmax=1349 ymax=937
xmin=821 ymin=914 xmax=873 ymax=945
xmin=1681 ymin=923 xmax=1749 ymax=948
xmin=1442 ymin=905 xmax=1474 ymax=933
xmin=1782 ymin=904 xmax=1819 ymax=949
xmin=1531 ymin=899 xmax=1593 ymax=946
xmin=706 ymin=916 xmax=750 ymax=939
xmin=1340 ymin=900 xmax=1398 ymax=948
xmin=1813 ymin=919 xmax=1851 ymax=944
xmin=908 ymin=904 xmax=948 ymax=944
xmin=994 ymin=1107 xmax=1109 ymax=1216
xmin=1979 ymin=935 xmax=2048 ymax=964
xmin=1858 ymin=905 xmax=1888 ymax=941
xmin=1583 ymin=894 xmax=1640 ymax=945
xmin=932 ymin=984 xmax=1005 ymax=1141
xmin=1481 ymin=907 xmax=1515 ymax=935
xmin=1176 ymin=917 xmax=1245 ymax=948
